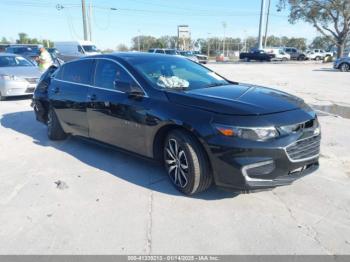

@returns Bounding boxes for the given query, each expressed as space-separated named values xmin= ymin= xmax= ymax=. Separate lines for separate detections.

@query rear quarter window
xmin=57 ymin=59 xmax=94 ymax=85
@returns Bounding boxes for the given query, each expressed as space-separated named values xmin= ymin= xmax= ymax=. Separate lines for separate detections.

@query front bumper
xmin=0 ymin=80 xmax=36 ymax=97
xmin=205 ymin=131 xmax=320 ymax=191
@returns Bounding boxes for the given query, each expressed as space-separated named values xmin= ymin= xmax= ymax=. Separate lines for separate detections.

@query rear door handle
xmin=51 ymin=87 xmax=60 ymax=94
xmin=88 ymin=94 xmax=97 ymax=101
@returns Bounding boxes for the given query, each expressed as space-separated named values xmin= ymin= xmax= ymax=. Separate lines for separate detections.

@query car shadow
xmin=313 ymin=68 xmax=339 ymax=72
xmin=1 ymin=110 xmax=238 ymax=200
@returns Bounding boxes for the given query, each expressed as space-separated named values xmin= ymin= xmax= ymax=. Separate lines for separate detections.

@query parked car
xmin=0 ymin=53 xmax=42 ymax=100
xmin=239 ymin=49 xmax=275 ymax=61
xmin=32 ymin=53 xmax=321 ymax=195
xmin=192 ymin=51 xmax=208 ymax=64
xmin=334 ymin=56 xmax=350 ymax=72
xmin=283 ymin=47 xmax=306 ymax=60
xmin=263 ymin=48 xmax=290 ymax=61
xmin=5 ymin=45 xmax=40 ymax=64
xmin=178 ymin=51 xmax=199 ymax=63
xmin=54 ymin=41 xmax=101 ymax=62
xmin=148 ymin=48 xmax=179 ymax=55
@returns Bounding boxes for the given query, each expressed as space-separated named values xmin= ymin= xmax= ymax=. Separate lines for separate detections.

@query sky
xmin=0 ymin=0 xmax=321 ymax=49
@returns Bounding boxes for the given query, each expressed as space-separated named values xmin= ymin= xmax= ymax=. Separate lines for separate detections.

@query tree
xmin=265 ymin=35 xmax=282 ymax=47
xmin=285 ymin=37 xmax=307 ymax=50
xmin=17 ymin=33 xmax=29 ymax=44
xmin=116 ymin=44 xmax=129 ymax=51
xmin=310 ymin=36 xmax=334 ymax=49
xmin=278 ymin=0 xmax=350 ymax=58
xmin=0 ymin=37 xmax=10 ymax=44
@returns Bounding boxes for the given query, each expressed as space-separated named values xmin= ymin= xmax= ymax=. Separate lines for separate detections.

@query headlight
xmin=0 ymin=74 xmax=21 ymax=81
xmin=213 ymin=124 xmax=279 ymax=141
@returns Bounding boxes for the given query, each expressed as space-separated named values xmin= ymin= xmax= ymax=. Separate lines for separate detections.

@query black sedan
xmin=32 ymin=53 xmax=321 ymax=195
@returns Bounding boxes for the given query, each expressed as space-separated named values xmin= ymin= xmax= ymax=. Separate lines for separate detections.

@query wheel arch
xmin=152 ymin=124 xmax=212 ymax=168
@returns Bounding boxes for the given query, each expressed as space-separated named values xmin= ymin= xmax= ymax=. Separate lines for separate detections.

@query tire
xmin=163 ymin=129 xmax=212 ymax=195
xmin=339 ymin=63 xmax=350 ymax=72
xmin=47 ymin=107 xmax=67 ymax=140
xmin=298 ymin=55 xmax=305 ymax=61
xmin=282 ymin=57 xmax=288 ymax=62
xmin=0 ymin=91 xmax=6 ymax=101
xmin=315 ymin=56 xmax=321 ymax=61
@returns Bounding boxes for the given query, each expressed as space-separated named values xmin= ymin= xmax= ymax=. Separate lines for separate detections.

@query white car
xmin=306 ymin=49 xmax=333 ymax=60
xmin=0 ymin=54 xmax=42 ymax=100
xmin=264 ymin=48 xmax=290 ymax=61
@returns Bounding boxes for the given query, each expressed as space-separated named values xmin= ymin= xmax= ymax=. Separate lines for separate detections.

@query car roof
xmin=86 ymin=52 xmax=182 ymax=60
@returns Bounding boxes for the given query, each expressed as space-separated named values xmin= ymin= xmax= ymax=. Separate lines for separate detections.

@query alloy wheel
xmin=340 ymin=63 xmax=349 ymax=72
xmin=165 ymin=138 xmax=189 ymax=188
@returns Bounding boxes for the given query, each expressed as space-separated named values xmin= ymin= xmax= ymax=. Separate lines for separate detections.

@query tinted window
xmin=94 ymin=59 xmax=137 ymax=92
xmin=155 ymin=50 xmax=164 ymax=54
xmin=59 ymin=59 xmax=94 ymax=85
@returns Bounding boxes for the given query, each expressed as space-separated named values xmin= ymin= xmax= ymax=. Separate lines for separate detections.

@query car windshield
xmin=131 ymin=56 xmax=229 ymax=90
xmin=0 ymin=56 xmax=33 ymax=67
xmin=82 ymin=45 xmax=98 ymax=52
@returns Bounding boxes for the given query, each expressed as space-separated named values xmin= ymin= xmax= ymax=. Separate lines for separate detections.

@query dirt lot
xmin=0 ymin=62 xmax=349 ymax=254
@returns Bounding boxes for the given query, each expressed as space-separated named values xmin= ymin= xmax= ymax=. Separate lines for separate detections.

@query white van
xmin=263 ymin=48 xmax=291 ymax=61
xmin=54 ymin=41 xmax=100 ymax=61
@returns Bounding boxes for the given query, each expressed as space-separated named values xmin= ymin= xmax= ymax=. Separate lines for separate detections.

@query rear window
xmin=56 ymin=59 xmax=94 ymax=85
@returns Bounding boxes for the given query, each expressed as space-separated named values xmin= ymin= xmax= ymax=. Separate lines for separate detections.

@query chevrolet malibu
xmin=0 ymin=53 xmax=41 ymax=100
xmin=32 ymin=53 xmax=321 ymax=195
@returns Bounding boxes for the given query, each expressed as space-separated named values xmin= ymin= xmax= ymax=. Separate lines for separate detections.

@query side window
xmin=292 ymin=48 xmax=297 ymax=53
xmin=78 ymin=46 xmax=84 ymax=53
xmin=55 ymin=66 xmax=64 ymax=80
xmin=156 ymin=49 xmax=164 ymax=54
xmin=59 ymin=59 xmax=94 ymax=85
xmin=94 ymin=60 xmax=139 ymax=92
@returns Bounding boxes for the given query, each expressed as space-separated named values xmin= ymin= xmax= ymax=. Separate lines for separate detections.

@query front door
xmin=87 ymin=59 xmax=150 ymax=156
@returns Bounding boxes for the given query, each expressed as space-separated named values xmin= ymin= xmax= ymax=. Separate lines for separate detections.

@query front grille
xmin=25 ymin=78 xmax=38 ymax=84
xmin=286 ymin=135 xmax=321 ymax=162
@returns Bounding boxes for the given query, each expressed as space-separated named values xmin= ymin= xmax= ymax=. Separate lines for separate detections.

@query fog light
xmin=242 ymin=160 xmax=275 ymax=182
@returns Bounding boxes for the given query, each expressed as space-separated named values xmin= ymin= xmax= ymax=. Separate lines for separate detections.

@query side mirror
xmin=114 ymin=80 xmax=145 ymax=99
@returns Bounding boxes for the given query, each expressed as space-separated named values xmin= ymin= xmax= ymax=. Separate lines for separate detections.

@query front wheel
xmin=163 ymin=130 xmax=212 ymax=195
xmin=339 ymin=63 xmax=350 ymax=72
xmin=47 ymin=107 xmax=67 ymax=140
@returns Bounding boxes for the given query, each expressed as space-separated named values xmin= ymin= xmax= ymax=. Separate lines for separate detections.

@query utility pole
xmin=207 ymin=33 xmax=211 ymax=58
xmin=87 ymin=1 xmax=92 ymax=41
xmin=81 ymin=0 xmax=88 ymax=41
xmin=258 ymin=0 xmax=266 ymax=50
xmin=264 ymin=0 xmax=271 ymax=48
xmin=222 ymin=22 xmax=227 ymax=56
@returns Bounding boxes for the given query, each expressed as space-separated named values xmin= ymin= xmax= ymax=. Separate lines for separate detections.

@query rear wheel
xmin=282 ymin=57 xmax=288 ymax=62
xmin=47 ymin=107 xmax=67 ymax=140
xmin=339 ymin=63 xmax=350 ymax=72
xmin=315 ymin=56 xmax=321 ymax=61
xmin=163 ymin=130 xmax=212 ymax=195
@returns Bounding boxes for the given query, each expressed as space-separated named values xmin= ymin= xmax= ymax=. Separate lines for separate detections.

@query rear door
xmin=49 ymin=59 xmax=94 ymax=136
xmin=87 ymin=58 xmax=150 ymax=155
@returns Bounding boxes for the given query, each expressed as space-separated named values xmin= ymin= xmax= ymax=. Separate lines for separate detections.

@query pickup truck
xmin=239 ymin=50 xmax=275 ymax=62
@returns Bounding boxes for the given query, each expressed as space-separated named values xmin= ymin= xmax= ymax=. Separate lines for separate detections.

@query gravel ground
xmin=0 ymin=62 xmax=349 ymax=254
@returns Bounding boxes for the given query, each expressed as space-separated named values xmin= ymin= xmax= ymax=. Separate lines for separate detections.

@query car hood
xmin=165 ymin=84 xmax=305 ymax=116
xmin=0 ymin=66 xmax=42 ymax=78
